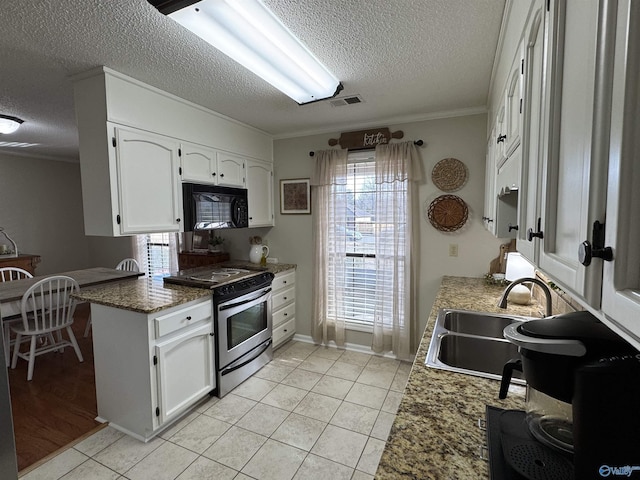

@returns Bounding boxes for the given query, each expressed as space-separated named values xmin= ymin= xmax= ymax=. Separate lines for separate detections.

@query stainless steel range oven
xmin=164 ymin=266 xmax=274 ymax=397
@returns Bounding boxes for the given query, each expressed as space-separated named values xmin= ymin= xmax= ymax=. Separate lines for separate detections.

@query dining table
xmin=0 ymin=266 xmax=144 ymax=320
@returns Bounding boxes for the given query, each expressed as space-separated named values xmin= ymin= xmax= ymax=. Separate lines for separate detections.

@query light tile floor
xmin=21 ymin=340 xmax=412 ymax=480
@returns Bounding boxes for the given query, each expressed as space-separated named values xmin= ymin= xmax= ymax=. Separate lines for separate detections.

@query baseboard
xmin=291 ymin=333 xmax=415 ymax=361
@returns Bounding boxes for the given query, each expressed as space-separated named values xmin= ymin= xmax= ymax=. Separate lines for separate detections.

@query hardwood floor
xmin=7 ymin=303 xmax=99 ymax=473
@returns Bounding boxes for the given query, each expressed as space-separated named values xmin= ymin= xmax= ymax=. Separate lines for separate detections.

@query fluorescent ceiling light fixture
xmin=149 ymin=0 xmax=343 ymax=104
xmin=0 ymin=115 xmax=24 ymax=134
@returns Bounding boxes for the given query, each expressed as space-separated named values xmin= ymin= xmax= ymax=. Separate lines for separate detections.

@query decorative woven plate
xmin=427 ymin=195 xmax=469 ymax=232
xmin=431 ymin=158 xmax=468 ymax=192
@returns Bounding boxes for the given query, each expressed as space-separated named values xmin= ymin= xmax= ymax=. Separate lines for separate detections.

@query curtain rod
xmin=308 ymin=140 xmax=423 ymax=157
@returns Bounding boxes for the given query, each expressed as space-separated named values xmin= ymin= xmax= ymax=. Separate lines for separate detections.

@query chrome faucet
xmin=498 ymin=277 xmax=553 ymax=317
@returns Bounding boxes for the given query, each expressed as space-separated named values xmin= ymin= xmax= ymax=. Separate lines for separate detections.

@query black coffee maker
xmin=501 ymin=311 xmax=640 ymax=478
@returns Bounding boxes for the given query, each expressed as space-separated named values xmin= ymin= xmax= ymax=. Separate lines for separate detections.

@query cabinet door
xmin=537 ymin=0 xmax=607 ymax=307
xmin=494 ymin=148 xmax=520 ymax=239
xmin=504 ymin=41 xmax=524 ymax=158
xmin=517 ymin=2 xmax=546 ymax=264
xmin=483 ymin=126 xmax=498 ymax=234
xmin=216 ymin=152 xmax=246 ymax=188
xmin=246 ymin=159 xmax=274 ymax=227
xmin=115 ymin=127 xmax=182 ymax=234
xmin=155 ymin=322 xmax=215 ymax=424
xmin=495 ymin=101 xmax=507 ymax=167
xmin=181 ymin=144 xmax=216 ymax=184
xmin=601 ymin=0 xmax=640 ymax=345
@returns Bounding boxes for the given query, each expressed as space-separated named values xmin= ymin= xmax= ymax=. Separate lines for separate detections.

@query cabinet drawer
xmin=273 ymin=302 xmax=295 ymax=328
xmin=272 ymin=286 xmax=295 ymax=310
xmin=273 ymin=317 xmax=295 ymax=347
xmin=154 ymin=301 xmax=212 ymax=338
xmin=272 ymin=270 xmax=295 ymax=291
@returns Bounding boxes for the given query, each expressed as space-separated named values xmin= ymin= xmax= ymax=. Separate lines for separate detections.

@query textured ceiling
xmin=0 ymin=0 xmax=505 ymax=161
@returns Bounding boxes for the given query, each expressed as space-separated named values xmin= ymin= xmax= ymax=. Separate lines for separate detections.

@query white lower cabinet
xmin=272 ymin=269 xmax=296 ymax=348
xmin=155 ymin=322 xmax=215 ymax=423
xmin=91 ymin=297 xmax=214 ymax=441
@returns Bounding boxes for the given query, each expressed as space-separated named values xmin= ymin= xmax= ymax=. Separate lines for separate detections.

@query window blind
xmin=326 ymin=158 xmax=407 ymax=328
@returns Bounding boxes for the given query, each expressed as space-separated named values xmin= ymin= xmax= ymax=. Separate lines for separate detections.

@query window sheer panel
xmin=311 ymin=149 xmax=348 ymax=346
xmin=312 ymin=143 xmax=419 ymax=359
xmin=135 ymin=233 xmax=178 ymax=280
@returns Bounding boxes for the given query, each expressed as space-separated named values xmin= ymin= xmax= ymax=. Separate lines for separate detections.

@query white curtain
xmin=132 ymin=235 xmax=148 ymax=275
xmin=310 ymin=149 xmax=348 ymax=347
xmin=372 ymin=142 xmax=422 ymax=360
xmin=132 ymin=233 xmax=179 ymax=277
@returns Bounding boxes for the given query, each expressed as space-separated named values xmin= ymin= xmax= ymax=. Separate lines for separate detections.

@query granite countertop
xmin=375 ymin=276 xmax=543 ymax=480
xmin=73 ymin=278 xmax=212 ymax=314
xmin=220 ymin=260 xmax=297 ymax=275
xmin=73 ymin=261 xmax=296 ymax=314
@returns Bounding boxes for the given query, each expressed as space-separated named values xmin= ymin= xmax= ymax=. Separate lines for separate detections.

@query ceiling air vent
xmin=329 ymin=95 xmax=364 ymax=107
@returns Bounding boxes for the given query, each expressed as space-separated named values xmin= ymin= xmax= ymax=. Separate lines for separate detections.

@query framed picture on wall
xmin=280 ymin=178 xmax=311 ymax=214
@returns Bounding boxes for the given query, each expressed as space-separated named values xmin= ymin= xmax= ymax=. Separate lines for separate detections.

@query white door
xmin=537 ymin=0 xmax=607 ymax=307
xmin=155 ymin=322 xmax=215 ymax=424
xmin=115 ymin=126 xmax=181 ymax=234
xmin=601 ymin=0 xmax=640 ymax=346
xmin=504 ymin=40 xmax=524 ymax=158
xmin=517 ymin=2 xmax=545 ymax=264
xmin=181 ymin=143 xmax=216 ymax=184
xmin=483 ymin=126 xmax=497 ymax=235
xmin=216 ymin=152 xmax=246 ymax=188
xmin=246 ymin=159 xmax=274 ymax=227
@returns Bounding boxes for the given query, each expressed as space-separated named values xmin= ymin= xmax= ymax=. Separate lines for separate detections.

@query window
xmin=135 ymin=233 xmax=178 ymax=280
xmin=326 ymin=152 xmax=408 ymax=331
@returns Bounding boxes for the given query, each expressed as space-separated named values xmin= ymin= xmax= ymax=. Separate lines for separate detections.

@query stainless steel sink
xmin=425 ymin=308 xmax=537 ymax=384
xmin=443 ymin=310 xmax=520 ymax=338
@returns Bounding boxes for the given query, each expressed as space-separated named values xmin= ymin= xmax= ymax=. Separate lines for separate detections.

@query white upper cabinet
xmin=181 ymin=144 xmax=246 ymax=188
xmin=495 ymin=101 xmax=507 ymax=167
xmin=504 ymin=41 xmax=525 ymax=158
xmin=483 ymin=126 xmax=498 ymax=234
xmin=494 ymin=148 xmax=521 ymax=239
xmin=601 ymin=0 xmax=640 ymax=344
xmin=246 ymin=159 xmax=274 ymax=227
xmin=115 ymin=126 xmax=182 ymax=235
xmin=73 ymin=68 xmax=272 ymax=236
xmin=517 ymin=1 xmax=546 ymax=264
xmin=537 ymin=0 xmax=608 ymax=307
xmin=180 ymin=143 xmax=215 ymax=184
xmin=215 ymin=152 xmax=246 ymax=188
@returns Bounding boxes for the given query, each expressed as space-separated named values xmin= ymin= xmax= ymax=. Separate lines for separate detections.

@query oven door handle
xmin=219 ymin=288 xmax=272 ymax=311
xmin=220 ymin=339 xmax=272 ymax=376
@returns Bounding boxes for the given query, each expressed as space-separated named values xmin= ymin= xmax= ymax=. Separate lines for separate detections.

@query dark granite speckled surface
xmin=73 ymin=262 xmax=296 ymax=314
xmin=375 ymin=276 xmax=543 ymax=480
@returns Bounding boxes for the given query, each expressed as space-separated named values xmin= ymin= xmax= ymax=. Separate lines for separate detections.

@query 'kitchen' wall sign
xmin=328 ymin=127 xmax=404 ymax=150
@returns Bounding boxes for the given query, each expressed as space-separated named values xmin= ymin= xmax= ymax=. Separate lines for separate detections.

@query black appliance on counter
xmin=489 ymin=311 xmax=640 ymax=479
xmin=164 ymin=266 xmax=274 ymax=397
xmin=182 ymin=183 xmax=248 ymax=230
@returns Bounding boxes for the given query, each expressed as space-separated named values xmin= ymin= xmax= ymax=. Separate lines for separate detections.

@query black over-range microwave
xmin=182 ymin=183 xmax=249 ymax=230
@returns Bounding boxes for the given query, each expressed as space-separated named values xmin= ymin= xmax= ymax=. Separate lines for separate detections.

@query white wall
xmin=0 ymin=152 xmax=135 ymax=275
xmin=261 ymin=113 xmax=507 ymax=350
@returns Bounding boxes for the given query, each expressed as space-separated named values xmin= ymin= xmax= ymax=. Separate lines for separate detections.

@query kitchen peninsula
xmin=74 ymin=262 xmax=295 ymax=441
xmin=376 ymin=276 xmax=542 ymax=479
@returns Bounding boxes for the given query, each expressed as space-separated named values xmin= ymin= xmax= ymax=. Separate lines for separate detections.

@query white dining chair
xmin=0 ymin=267 xmax=33 ymax=365
xmin=83 ymin=258 xmax=141 ymax=337
xmin=11 ymin=275 xmax=84 ymax=381
xmin=115 ymin=258 xmax=141 ymax=272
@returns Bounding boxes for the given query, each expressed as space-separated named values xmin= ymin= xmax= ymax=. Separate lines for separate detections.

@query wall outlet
xmin=266 ymin=257 xmax=278 ymax=264
xmin=449 ymin=244 xmax=459 ymax=257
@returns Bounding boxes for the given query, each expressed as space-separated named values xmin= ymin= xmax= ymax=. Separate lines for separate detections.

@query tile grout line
xmin=34 ymin=340 xmax=404 ymax=480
